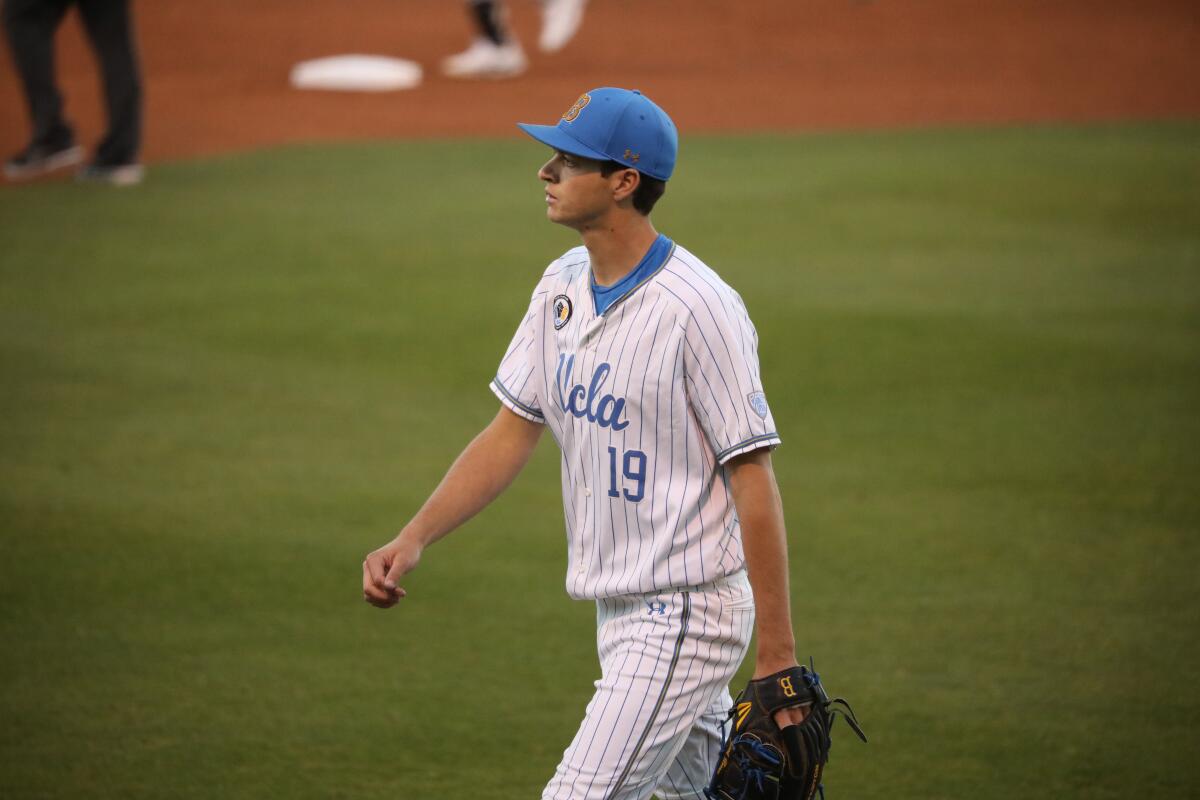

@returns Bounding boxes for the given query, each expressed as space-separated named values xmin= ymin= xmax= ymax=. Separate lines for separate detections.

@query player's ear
xmin=612 ymin=168 xmax=641 ymax=204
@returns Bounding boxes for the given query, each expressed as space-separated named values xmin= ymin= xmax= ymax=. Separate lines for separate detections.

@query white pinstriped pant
xmin=542 ymin=571 xmax=756 ymax=800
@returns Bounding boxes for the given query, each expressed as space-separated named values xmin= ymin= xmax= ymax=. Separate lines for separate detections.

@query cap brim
xmin=517 ymin=123 xmax=611 ymax=162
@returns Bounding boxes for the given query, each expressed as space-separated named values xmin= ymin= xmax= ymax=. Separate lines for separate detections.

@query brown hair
xmin=600 ymin=162 xmax=667 ymax=216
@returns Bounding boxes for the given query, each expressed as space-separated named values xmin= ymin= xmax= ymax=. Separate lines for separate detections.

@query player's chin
xmin=545 ymin=206 xmax=577 ymax=227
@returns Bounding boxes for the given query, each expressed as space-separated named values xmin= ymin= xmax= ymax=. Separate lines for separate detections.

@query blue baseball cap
xmin=518 ymin=87 xmax=678 ymax=181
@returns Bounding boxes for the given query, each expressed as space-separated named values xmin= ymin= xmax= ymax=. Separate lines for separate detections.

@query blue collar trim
xmin=591 ymin=234 xmax=674 ymax=316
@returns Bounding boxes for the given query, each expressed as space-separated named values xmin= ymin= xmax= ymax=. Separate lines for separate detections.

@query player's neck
xmin=579 ymin=216 xmax=659 ymax=287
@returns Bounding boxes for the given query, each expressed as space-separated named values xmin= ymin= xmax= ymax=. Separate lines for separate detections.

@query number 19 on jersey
xmin=607 ymin=447 xmax=646 ymax=502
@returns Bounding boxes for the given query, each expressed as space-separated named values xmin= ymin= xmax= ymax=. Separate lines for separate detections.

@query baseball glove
xmin=705 ymin=662 xmax=867 ymax=800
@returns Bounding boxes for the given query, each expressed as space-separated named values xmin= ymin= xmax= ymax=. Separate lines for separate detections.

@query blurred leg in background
xmin=442 ymin=0 xmax=527 ymax=80
xmin=441 ymin=0 xmax=587 ymax=80
xmin=2 ymin=0 xmax=82 ymax=179
xmin=74 ymin=0 xmax=142 ymax=183
xmin=2 ymin=0 xmax=142 ymax=185
xmin=538 ymin=0 xmax=586 ymax=54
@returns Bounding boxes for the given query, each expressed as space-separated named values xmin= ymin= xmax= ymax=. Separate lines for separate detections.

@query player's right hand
xmin=362 ymin=537 xmax=422 ymax=609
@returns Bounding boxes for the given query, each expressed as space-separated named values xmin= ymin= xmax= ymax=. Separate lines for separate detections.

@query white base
xmin=289 ymin=55 xmax=423 ymax=92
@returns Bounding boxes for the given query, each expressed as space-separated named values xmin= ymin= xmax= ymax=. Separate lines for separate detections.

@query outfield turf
xmin=1 ymin=123 xmax=1198 ymax=799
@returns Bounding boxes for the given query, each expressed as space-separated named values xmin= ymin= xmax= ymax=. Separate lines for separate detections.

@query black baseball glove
xmin=705 ymin=662 xmax=867 ymax=800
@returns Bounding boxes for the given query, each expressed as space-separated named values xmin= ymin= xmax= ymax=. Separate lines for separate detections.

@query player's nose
xmin=538 ymin=158 xmax=557 ymax=183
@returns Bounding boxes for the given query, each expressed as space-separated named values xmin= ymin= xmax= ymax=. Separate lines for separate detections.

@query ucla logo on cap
xmin=553 ymin=294 xmax=573 ymax=329
xmin=562 ymin=94 xmax=591 ymax=122
xmin=748 ymin=391 xmax=770 ymax=419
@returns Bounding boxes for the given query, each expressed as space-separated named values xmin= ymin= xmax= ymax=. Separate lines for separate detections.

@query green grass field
xmin=2 ymin=123 xmax=1198 ymax=799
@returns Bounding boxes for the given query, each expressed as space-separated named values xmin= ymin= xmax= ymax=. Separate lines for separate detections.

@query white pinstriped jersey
xmin=491 ymin=241 xmax=781 ymax=600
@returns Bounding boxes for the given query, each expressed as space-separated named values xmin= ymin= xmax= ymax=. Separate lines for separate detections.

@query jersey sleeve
xmin=489 ymin=288 xmax=547 ymax=424
xmin=682 ymin=291 xmax=781 ymax=464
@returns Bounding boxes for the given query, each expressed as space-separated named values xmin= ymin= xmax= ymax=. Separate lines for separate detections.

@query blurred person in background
xmin=443 ymin=0 xmax=587 ymax=79
xmin=2 ymin=0 xmax=143 ymax=185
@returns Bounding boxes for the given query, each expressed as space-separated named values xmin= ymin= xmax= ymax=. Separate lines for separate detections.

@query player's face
xmin=537 ymin=151 xmax=619 ymax=230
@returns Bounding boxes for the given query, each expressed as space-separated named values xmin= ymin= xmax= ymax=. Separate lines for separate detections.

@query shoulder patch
xmin=748 ymin=391 xmax=770 ymax=419
xmin=553 ymin=294 xmax=573 ymax=330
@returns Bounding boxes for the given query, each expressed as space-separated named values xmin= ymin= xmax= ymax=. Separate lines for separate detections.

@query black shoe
xmin=4 ymin=142 xmax=85 ymax=181
xmin=76 ymin=162 xmax=145 ymax=187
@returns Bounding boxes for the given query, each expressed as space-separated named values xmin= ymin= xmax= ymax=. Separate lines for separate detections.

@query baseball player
xmin=363 ymin=87 xmax=806 ymax=799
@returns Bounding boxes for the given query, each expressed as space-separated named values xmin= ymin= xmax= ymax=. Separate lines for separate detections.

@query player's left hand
xmin=773 ymin=703 xmax=811 ymax=728
xmin=753 ymin=656 xmax=808 ymax=727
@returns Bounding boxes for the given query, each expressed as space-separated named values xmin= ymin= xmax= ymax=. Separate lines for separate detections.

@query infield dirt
xmin=0 ymin=0 xmax=1198 ymax=165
